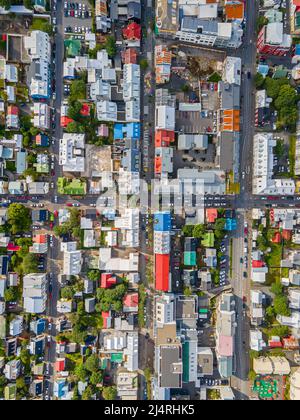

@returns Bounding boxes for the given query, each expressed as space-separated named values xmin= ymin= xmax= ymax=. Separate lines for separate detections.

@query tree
xmin=182 ymin=225 xmax=194 ymax=237
xmin=72 ymin=384 xmax=80 ymax=400
xmin=85 ymin=354 xmax=99 ymax=373
xmin=22 ymin=254 xmax=39 ymax=274
xmin=192 ymin=224 xmax=206 ymax=239
xmin=275 ymin=85 xmax=298 ymax=110
xmin=87 ymin=270 xmax=100 ymax=282
xmin=183 ymin=287 xmax=192 ymax=297
xmin=90 ymin=371 xmax=103 ymax=386
xmin=269 ymin=325 xmax=290 ymax=338
xmin=265 ymin=77 xmax=288 ymax=99
xmin=60 ymin=286 xmax=74 ymax=300
xmin=274 ymin=295 xmax=290 ymax=317
xmin=74 ymin=363 xmax=88 ymax=382
xmin=214 ymin=218 xmax=226 ymax=239
xmin=68 ymin=101 xmax=83 ymax=120
xmin=7 ymin=203 xmax=31 ymax=234
xmin=271 ymin=282 xmax=283 ymax=296
xmin=105 ymin=36 xmax=117 ymax=58
xmin=139 ymin=58 xmax=149 ymax=71
xmin=274 ymin=139 xmax=285 ymax=158
xmin=0 ymin=0 xmax=11 ymax=10
xmin=102 ymin=386 xmax=117 ymax=400
xmin=254 ymin=73 xmax=265 ymax=89
xmin=4 ymin=287 xmax=17 ymax=302
xmin=82 ymin=385 xmax=93 ymax=400
xmin=70 ymin=79 xmax=86 ymax=101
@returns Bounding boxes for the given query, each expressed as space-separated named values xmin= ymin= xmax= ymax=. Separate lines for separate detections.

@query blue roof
xmin=114 ymin=123 xmax=140 ymax=140
xmin=16 ymin=151 xmax=26 ymax=174
xmin=257 ymin=64 xmax=269 ymax=76
xmin=154 ymin=212 xmax=171 ymax=232
xmin=225 ymin=218 xmax=237 ymax=231
xmin=296 ymin=44 xmax=300 ymax=55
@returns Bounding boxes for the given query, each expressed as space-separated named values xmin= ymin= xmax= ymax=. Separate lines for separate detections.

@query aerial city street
xmin=0 ymin=0 xmax=300 ymax=403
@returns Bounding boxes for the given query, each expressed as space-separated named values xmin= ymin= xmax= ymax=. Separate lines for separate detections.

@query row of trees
xmin=255 ymin=75 xmax=299 ymax=131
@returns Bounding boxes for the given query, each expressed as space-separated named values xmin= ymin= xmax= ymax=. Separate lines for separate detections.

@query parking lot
xmin=63 ymin=0 xmax=93 ymax=35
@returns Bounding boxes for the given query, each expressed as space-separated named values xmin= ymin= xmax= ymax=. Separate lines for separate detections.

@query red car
xmin=49 ymin=222 xmax=54 ymax=230
xmin=244 ymin=228 xmax=248 ymax=235
xmin=267 ymin=196 xmax=277 ymax=200
xmin=243 ymin=296 xmax=247 ymax=303
xmin=66 ymin=203 xmax=72 ymax=207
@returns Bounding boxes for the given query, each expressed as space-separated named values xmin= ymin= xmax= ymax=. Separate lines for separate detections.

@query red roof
xmin=55 ymin=359 xmax=65 ymax=372
xmin=122 ymin=48 xmax=137 ymax=64
xmin=102 ymin=311 xmax=111 ymax=329
xmin=7 ymin=243 xmax=21 ymax=252
xmin=268 ymin=340 xmax=283 ymax=348
xmin=80 ymin=103 xmax=91 ymax=117
xmin=252 ymin=260 xmax=264 ymax=268
xmin=155 ymin=130 xmax=175 ymax=147
xmin=155 ymin=254 xmax=170 ymax=292
xmin=123 ymin=22 xmax=141 ymax=41
xmin=123 ymin=293 xmax=139 ymax=308
xmin=61 ymin=116 xmax=74 ymax=127
xmin=272 ymin=232 xmax=281 ymax=244
xmin=101 ymin=273 xmax=117 ymax=289
xmin=7 ymin=105 xmax=18 ymax=116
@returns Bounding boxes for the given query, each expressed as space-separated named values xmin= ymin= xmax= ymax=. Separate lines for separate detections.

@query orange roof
xmin=155 ymin=130 xmax=175 ymax=147
xmin=122 ymin=48 xmax=137 ymax=64
xmin=34 ymin=234 xmax=47 ymax=244
xmin=206 ymin=208 xmax=218 ymax=223
xmin=222 ymin=109 xmax=240 ymax=132
xmin=272 ymin=232 xmax=281 ymax=244
xmin=225 ymin=2 xmax=244 ymax=20
xmin=155 ymin=156 xmax=162 ymax=174
xmin=61 ymin=116 xmax=74 ymax=127
xmin=282 ymin=230 xmax=292 ymax=241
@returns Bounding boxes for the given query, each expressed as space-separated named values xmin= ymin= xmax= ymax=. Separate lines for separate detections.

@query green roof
xmin=4 ymin=385 xmax=16 ymax=400
xmin=111 ymin=353 xmax=123 ymax=363
xmin=58 ymin=177 xmax=86 ymax=195
xmin=64 ymin=39 xmax=81 ymax=58
xmin=182 ymin=341 xmax=190 ymax=383
xmin=184 ymin=251 xmax=196 ymax=266
xmin=199 ymin=308 xmax=208 ymax=314
xmin=202 ymin=232 xmax=215 ymax=248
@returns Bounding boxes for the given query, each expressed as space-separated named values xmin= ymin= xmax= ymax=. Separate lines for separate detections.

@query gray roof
xmin=219 ymin=82 xmax=240 ymax=110
xmin=219 ymin=132 xmax=240 ymax=173
xmin=181 ymin=17 xmax=218 ymax=34
xmin=159 ymin=346 xmax=182 ymax=388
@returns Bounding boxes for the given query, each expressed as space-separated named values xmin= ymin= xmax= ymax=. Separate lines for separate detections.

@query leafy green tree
xmin=274 ymin=295 xmax=290 ymax=317
xmin=82 ymin=385 xmax=94 ymax=400
xmin=192 ymin=224 xmax=206 ymax=238
xmin=74 ymin=363 xmax=88 ymax=382
xmin=24 ymin=0 xmax=33 ymax=10
xmin=4 ymin=287 xmax=17 ymax=302
xmin=72 ymin=384 xmax=80 ymax=400
xmin=254 ymin=73 xmax=265 ymax=89
xmin=90 ymin=371 xmax=103 ymax=386
xmin=271 ymin=282 xmax=283 ymax=295
xmin=22 ymin=254 xmax=39 ymax=274
xmin=274 ymin=139 xmax=285 ymax=158
xmin=0 ymin=0 xmax=11 ymax=10
xmin=68 ymin=101 xmax=83 ymax=120
xmin=87 ymin=270 xmax=100 ymax=282
xmin=275 ymin=85 xmax=298 ymax=110
xmin=182 ymin=225 xmax=194 ymax=237
xmin=85 ymin=354 xmax=99 ymax=373
xmin=61 ymin=286 xmax=74 ymax=300
xmin=139 ymin=59 xmax=149 ymax=71
xmin=102 ymin=386 xmax=117 ymax=400
xmin=105 ymin=36 xmax=117 ymax=58
xmin=7 ymin=203 xmax=31 ymax=234
xmin=265 ymin=77 xmax=289 ymax=99
xmin=70 ymin=79 xmax=86 ymax=101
